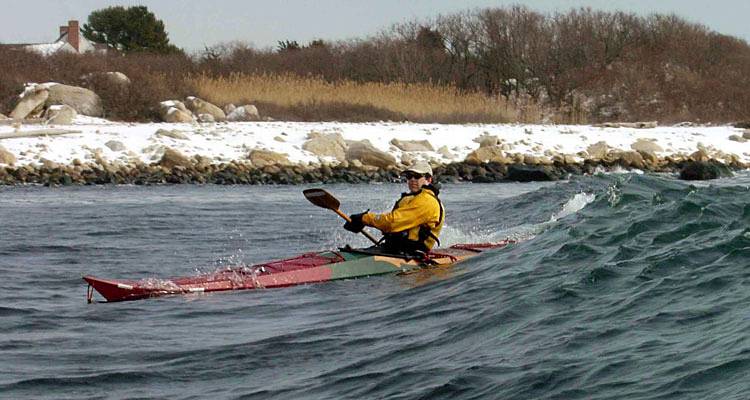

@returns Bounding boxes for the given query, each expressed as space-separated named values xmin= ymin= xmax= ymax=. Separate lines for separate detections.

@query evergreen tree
xmin=82 ymin=6 xmax=181 ymax=53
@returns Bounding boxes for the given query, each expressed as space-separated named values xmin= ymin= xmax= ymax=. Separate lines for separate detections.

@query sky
xmin=1 ymin=0 xmax=748 ymax=52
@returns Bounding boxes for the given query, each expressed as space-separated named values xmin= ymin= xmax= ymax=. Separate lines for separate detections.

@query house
xmin=4 ymin=20 xmax=108 ymax=56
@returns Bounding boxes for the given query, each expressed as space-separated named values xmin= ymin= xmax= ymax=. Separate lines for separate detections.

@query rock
xmin=197 ymin=113 xmax=215 ymax=123
xmin=10 ymin=86 xmax=49 ymax=119
xmin=743 ymin=130 xmax=750 ymax=140
xmin=465 ymin=145 xmax=510 ymax=165
xmin=185 ymin=97 xmax=226 ymax=121
xmin=40 ymin=158 xmax=59 ymax=169
xmin=227 ymin=105 xmax=260 ymax=121
xmin=400 ymin=152 xmax=414 ymax=165
xmin=586 ymin=141 xmax=611 ymax=160
xmin=45 ymin=84 xmax=103 ymax=117
xmin=506 ymin=165 xmax=559 ymax=182
xmin=437 ymin=146 xmax=455 ymax=159
xmin=689 ymin=148 xmax=710 ymax=162
xmin=679 ymin=160 xmax=733 ymax=180
xmin=523 ymin=155 xmax=552 ymax=165
xmin=345 ymin=141 xmax=397 ymax=169
xmin=81 ymin=71 xmax=131 ymax=88
xmin=159 ymin=148 xmax=192 ymax=169
xmin=0 ymin=113 xmax=8 ymax=120
xmin=303 ymin=132 xmax=347 ymax=161
xmin=389 ymin=138 xmax=434 ymax=152
xmin=155 ymin=129 xmax=190 ymax=140
xmin=637 ymin=150 xmax=659 ymax=166
xmin=105 ymin=140 xmax=126 ymax=152
xmin=105 ymin=71 xmax=130 ymax=85
xmin=249 ymin=149 xmax=290 ymax=168
xmin=44 ymin=104 xmax=77 ymax=125
xmin=223 ymin=104 xmax=236 ymax=115
xmin=729 ymin=134 xmax=747 ymax=143
xmin=0 ymin=145 xmax=16 ymax=166
xmin=473 ymin=134 xmax=500 ymax=147
xmin=597 ymin=121 xmax=657 ymax=129
xmin=159 ymin=100 xmax=195 ymax=123
xmin=614 ymin=150 xmax=645 ymax=169
xmin=630 ymin=139 xmax=663 ymax=153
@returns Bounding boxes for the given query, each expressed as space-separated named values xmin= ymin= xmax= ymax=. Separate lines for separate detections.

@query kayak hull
xmin=84 ymin=242 xmax=510 ymax=302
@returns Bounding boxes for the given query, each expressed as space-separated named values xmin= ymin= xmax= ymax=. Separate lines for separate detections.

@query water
xmin=1 ymin=173 xmax=750 ymax=399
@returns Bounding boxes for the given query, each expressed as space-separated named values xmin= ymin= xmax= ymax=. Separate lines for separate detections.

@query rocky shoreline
xmin=0 ymin=154 xmax=740 ymax=186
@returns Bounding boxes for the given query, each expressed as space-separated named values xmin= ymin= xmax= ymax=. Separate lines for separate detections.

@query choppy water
xmin=2 ymin=173 xmax=750 ymax=399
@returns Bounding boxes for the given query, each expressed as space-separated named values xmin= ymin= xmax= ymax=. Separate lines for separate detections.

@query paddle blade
xmin=303 ymin=188 xmax=340 ymax=210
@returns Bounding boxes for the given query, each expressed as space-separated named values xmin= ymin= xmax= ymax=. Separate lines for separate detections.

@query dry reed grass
xmin=189 ymin=73 xmax=522 ymax=123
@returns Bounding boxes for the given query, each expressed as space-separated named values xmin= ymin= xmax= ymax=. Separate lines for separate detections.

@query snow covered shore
xmin=0 ymin=116 xmax=748 ymax=184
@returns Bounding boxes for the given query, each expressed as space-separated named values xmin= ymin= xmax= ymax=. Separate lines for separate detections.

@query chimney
xmin=67 ymin=20 xmax=80 ymax=52
xmin=59 ymin=26 xmax=68 ymax=37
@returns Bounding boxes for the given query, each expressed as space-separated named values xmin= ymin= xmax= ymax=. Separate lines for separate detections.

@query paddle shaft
xmin=333 ymin=209 xmax=379 ymax=245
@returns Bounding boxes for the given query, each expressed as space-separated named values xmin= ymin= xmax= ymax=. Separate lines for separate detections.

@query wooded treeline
xmin=2 ymin=6 xmax=749 ymax=123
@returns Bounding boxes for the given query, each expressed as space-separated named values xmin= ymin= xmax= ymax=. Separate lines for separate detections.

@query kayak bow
xmin=83 ymin=241 xmax=511 ymax=303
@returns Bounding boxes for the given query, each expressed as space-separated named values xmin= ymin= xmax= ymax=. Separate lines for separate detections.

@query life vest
xmin=362 ymin=184 xmax=444 ymax=254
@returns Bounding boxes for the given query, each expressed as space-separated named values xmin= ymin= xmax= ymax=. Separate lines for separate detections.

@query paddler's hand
xmin=344 ymin=210 xmax=368 ymax=233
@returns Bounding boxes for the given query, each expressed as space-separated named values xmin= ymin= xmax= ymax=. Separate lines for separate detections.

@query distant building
xmin=3 ymin=20 xmax=108 ymax=56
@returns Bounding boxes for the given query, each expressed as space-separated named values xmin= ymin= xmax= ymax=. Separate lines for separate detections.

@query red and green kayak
xmin=83 ymin=242 xmax=511 ymax=302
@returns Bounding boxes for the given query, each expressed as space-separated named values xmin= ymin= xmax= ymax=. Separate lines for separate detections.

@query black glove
xmin=344 ymin=210 xmax=368 ymax=233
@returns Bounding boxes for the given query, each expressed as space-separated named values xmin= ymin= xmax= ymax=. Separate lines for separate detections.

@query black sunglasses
xmin=402 ymin=171 xmax=426 ymax=180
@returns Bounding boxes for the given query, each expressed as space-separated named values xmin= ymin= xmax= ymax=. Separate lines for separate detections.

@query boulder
xmin=45 ymin=84 xmax=103 ymax=117
xmin=105 ymin=71 xmax=130 ymax=85
xmin=303 ymin=132 xmax=347 ymax=161
xmin=743 ymin=130 xmax=750 ymax=140
xmin=679 ymin=160 xmax=733 ymax=180
xmin=164 ymin=108 xmax=194 ymax=123
xmin=155 ymin=128 xmax=189 ymax=140
xmin=159 ymin=148 xmax=192 ymax=169
xmin=0 ymin=145 xmax=16 ymax=166
xmin=689 ymin=148 xmax=710 ymax=162
xmin=159 ymin=100 xmax=195 ymax=123
xmin=390 ymin=138 xmax=434 ymax=152
xmin=105 ymin=140 xmax=126 ymax=152
xmin=184 ymin=97 xmax=226 ymax=121
xmin=249 ymin=149 xmax=290 ymax=168
xmin=586 ymin=141 xmax=611 ymax=160
xmin=597 ymin=121 xmax=657 ymax=129
xmin=10 ymin=86 xmax=49 ymax=119
xmin=44 ymin=104 xmax=77 ymax=125
xmin=0 ymin=113 xmax=8 ymax=120
xmin=630 ymin=139 xmax=663 ymax=153
xmin=223 ymin=104 xmax=236 ymax=115
xmin=465 ymin=145 xmax=510 ymax=165
xmin=729 ymin=134 xmax=747 ymax=143
xmin=614 ymin=150 xmax=645 ymax=169
xmin=473 ymin=135 xmax=500 ymax=148
xmin=197 ymin=113 xmax=215 ymax=123
xmin=227 ymin=105 xmax=260 ymax=121
xmin=506 ymin=165 xmax=559 ymax=182
xmin=437 ymin=145 xmax=456 ymax=159
xmin=81 ymin=71 xmax=131 ymax=87
xmin=523 ymin=155 xmax=553 ymax=165
xmin=637 ymin=150 xmax=659 ymax=166
xmin=345 ymin=141 xmax=397 ymax=169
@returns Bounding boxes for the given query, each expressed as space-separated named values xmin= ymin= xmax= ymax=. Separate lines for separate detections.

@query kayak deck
xmin=84 ymin=241 xmax=511 ymax=302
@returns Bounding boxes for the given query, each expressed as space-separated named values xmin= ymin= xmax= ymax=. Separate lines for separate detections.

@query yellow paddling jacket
xmin=362 ymin=185 xmax=444 ymax=252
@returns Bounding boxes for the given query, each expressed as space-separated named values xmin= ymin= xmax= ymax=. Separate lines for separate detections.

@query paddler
xmin=344 ymin=160 xmax=444 ymax=255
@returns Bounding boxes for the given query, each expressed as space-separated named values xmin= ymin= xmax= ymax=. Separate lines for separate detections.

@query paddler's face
xmin=404 ymin=171 xmax=430 ymax=193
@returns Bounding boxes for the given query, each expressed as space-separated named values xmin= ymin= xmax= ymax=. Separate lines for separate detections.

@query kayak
xmin=83 ymin=241 xmax=511 ymax=303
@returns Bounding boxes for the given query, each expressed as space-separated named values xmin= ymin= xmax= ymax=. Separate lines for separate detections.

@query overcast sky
xmin=1 ymin=0 xmax=748 ymax=52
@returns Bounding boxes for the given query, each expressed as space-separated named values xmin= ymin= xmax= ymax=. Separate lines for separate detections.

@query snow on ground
xmin=0 ymin=115 xmax=748 ymax=167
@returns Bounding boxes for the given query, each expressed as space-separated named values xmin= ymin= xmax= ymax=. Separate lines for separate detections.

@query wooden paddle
xmin=303 ymin=188 xmax=379 ymax=245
